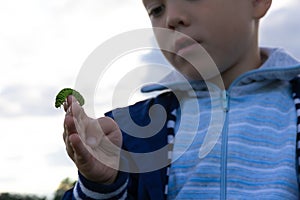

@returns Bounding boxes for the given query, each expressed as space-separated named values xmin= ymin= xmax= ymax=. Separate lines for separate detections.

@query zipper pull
xmin=222 ymin=90 xmax=229 ymax=112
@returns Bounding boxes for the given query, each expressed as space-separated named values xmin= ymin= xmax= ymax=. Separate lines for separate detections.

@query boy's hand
xmin=63 ymin=95 xmax=122 ymax=184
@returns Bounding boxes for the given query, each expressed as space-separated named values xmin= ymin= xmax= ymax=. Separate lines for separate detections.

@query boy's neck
xmin=210 ymin=48 xmax=267 ymax=90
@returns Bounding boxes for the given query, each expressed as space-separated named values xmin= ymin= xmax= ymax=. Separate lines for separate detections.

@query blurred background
xmin=0 ymin=0 xmax=299 ymax=199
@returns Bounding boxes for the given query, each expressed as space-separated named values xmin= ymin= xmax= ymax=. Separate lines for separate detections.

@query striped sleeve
xmin=292 ymin=75 xmax=300 ymax=185
xmin=72 ymin=171 xmax=129 ymax=200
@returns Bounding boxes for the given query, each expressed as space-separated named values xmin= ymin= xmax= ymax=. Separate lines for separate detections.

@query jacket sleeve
xmin=62 ymin=94 xmax=173 ymax=200
xmin=62 ymin=171 xmax=129 ymax=200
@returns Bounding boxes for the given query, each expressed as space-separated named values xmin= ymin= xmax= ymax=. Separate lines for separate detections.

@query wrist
xmin=99 ymin=168 xmax=118 ymax=185
xmin=80 ymin=168 xmax=118 ymax=185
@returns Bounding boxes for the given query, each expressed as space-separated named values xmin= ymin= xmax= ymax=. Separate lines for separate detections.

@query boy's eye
xmin=148 ymin=5 xmax=165 ymax=17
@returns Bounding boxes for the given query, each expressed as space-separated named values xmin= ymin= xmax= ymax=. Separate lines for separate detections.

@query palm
xmin=64 ymin=96 xmax=122 ymax=184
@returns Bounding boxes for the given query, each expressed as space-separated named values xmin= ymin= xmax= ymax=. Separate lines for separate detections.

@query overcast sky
xmin=0 ymin=0 xmax=299 ymax=198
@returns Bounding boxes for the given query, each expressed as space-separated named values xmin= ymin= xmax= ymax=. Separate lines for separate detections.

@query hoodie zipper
xmin=220 ymin=90 xmax=229 ymax=200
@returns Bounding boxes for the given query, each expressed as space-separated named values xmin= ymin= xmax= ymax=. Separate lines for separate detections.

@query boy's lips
xmin=174 ymin=37 xmax=202 ymax=56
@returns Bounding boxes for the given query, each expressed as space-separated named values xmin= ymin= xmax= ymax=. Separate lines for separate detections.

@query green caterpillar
xmin=55 ymin=88 xmax=85 ymax=108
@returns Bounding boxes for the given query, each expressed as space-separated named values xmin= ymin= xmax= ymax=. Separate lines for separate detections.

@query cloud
xmin=0 ymin=84 xmax=59 ymax=117
xmin=260 ymin=0 xmax=300 ymax=59
xmin=0 ymin=0 xmax=150 ymax=118
xmin=0 ymin=115 xmax=77 ymax=196
xmin=0 ymin=0 xmax=150 ymax=196
xmin=45 ymin=148 xmax=74 ymax=167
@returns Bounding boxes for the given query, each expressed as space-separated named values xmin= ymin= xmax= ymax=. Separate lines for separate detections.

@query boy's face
xmin=143 ymin=0 xmax=264 ymax=80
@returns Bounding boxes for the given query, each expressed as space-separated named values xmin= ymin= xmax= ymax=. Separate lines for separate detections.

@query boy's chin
xmin=173 ymin=62 xmax=221 ymax=82
xmin=179 ymin=69 xmax=204 ymax=81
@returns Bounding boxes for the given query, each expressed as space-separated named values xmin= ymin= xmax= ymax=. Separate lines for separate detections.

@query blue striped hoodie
xmin=166 ymin=47 xmax=300 ymax=199
xmin=63 ymin=48 xmax=300 ymax=199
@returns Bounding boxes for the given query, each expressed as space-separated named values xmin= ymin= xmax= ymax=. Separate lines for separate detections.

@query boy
xmin=62 ymin=0 xmax=300 ymax=199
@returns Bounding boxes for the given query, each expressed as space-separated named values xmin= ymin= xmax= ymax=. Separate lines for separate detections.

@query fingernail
xmin=64 ymin=124 xmax=69 ymax=134
xmin=63 ymin=101 xmax=69 ymax=111
xmin=66 ymin=106 xmax=72 ymax=115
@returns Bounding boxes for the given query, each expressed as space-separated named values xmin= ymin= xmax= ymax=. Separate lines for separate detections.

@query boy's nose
xmin=165 ymin=1 xmax=190 ymax=30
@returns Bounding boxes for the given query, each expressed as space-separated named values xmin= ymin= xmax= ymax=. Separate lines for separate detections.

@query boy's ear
xmin=252 ymin=0 xmax=272 ymax=19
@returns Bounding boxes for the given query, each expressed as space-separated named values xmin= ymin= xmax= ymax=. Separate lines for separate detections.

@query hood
xmin=141 ymin=47 xmax=300 ymax=93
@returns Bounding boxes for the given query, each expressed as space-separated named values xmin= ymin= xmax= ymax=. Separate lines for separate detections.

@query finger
xmin=84 ymin=117 xmax=120 ymax=148
xmin=65 ymin=134 xmax=75 ymax=159
xmin=69 ymin=134 xmax=91 ymax=165
xmin=63 ymin=94 xmax=75 ymax=112
xmin=66 ymin=95 xmax=75 ymax=108
xmin=64 ymin=114 xmax=86 ymax=146
xmin=95 ymin=117 xmax=122 ymax=148
xmin=67 ymin=95 xmax=88 ymax=123
xmin=99 ymin=118 xmax=122 ymax=145
xmin=63 ymin=100 xmax=69 ymax=112
xmin=64 ymin=114 xmax=78 ymax=135
xmin=63 ymin=128 xmax=67 ymax=142
xmin=97 ymin=117 xmax=120 ymax=136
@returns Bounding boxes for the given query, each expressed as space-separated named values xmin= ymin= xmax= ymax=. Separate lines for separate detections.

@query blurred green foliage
xmin=0 ymin=177 xmax=76 ymax=200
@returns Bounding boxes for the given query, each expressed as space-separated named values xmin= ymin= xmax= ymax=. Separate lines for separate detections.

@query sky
xmin=0 ymin=0 xmax=299 ymax=198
